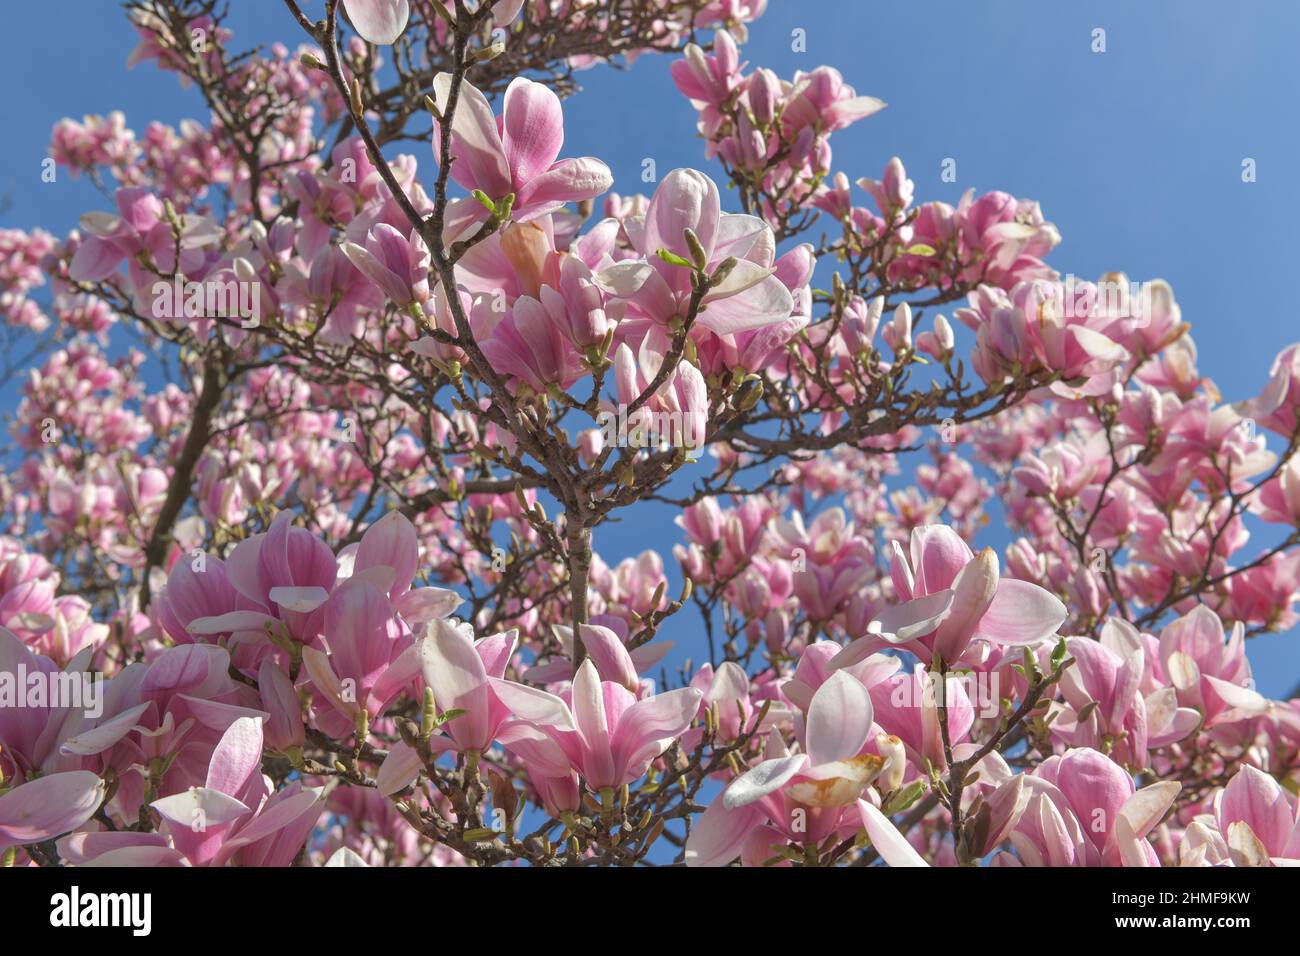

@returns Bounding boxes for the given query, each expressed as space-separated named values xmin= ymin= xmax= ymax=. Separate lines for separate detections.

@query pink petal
xmin=341 ymin=0 xmax=409 ymax=45
xmin=501 ymin=77 xmax=565 ymax=185
xmin=419 ymin=619 xmax=490 ymax=747
xmin=858 ymin=799 xmax=928 ymax=866
xmin=432 ymin=74 xmax=510 ymax=196
xmin=684 ymin=795 xmax=762 ymax=867
xmin=392 ymin=586 xmax=463 ymax=624
xmin=0 ymin=772 xmax=105 ymax=847
xmin=268 ymin=586 xmax=330 ymax=613
xmin=1118 ymin=781 xmax=1180 ymax=839
xmin=910 ymin=524 xmax=974 ymax=593
xmin=496 ymin=721 xmax=576 ymax=778
xmin=1220 ymin=765 xmax=1293 ymax=856
xmin=68 ymin=236 xmax=123 ymax=282
xmin=186 ymin=609 xmax=278 ymax=635
xmin=865 ymin=590 xmax=955 ymax=647
xmin=355 ymin=511 xmax=419 ymax=596
xmin=151 ymin=787 xmax=248 ymax=865
xmin=613 ymin=686 xmax=703 ymax=774
xmin=376 ymin=741 xmax=423 ymax=795
xmin=213 ymin=787 xmax=324 ymax=866
xmin=514 ymin=157 xmax=613 ymax=217
xmin=205 ymin=715 xmax=264 ymax=798
xmin=1055 ymin=747 xmax=1131 ymax=851
xmin=59 ymin=702 xmax=150 ymax=756
xmin=723 ymin=755 xmax=807 ymax=809
xmin=805 ymin=670 xmax=873 ymax=766
xmin=973 ymin=578 xmax=1067 ymax=645
xmin=579 ymin=623 xmax=638 ymax=690
xmin=571 ymin=659 xmax=615 ymax=785
xmin=487 ymin=677 xmax=575 ymax=730
xmin=932 ymin=548 xmax=1000 ymax=661
xmin=695 ymin=274 xmax=794 ymax=335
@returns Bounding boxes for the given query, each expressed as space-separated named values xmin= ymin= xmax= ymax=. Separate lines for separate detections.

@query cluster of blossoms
xmin=2 ymin=0 xmax=1299 ymax=869
xmin=6 ymin=514 xmax=1296 ymax=867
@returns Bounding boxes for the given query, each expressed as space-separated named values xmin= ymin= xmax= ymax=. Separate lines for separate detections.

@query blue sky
xmin=2 ymin=1 xmax=1298 ymax=696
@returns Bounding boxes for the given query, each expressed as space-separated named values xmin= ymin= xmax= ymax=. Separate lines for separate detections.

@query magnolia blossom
xmin=832 ymin=524 xmax=1067 ymax=668
xmin=431 ymin=76 xmax=612 ymax=230
xmin=491 ymin=658 xmax=702 ymax=793
xmin=686 ymin=672 xmax=924 ymax=867
xmin=69 ymin=187 xmax=219 ymax=285
xmin=1180 ymin=764 xmax=1300 ymax=867
xmin=991 ymin=747 xmax=1181 ymax=867
xmin=599 ymin=168 xmax=795 ymax=336
xmin=340 ymin=224 xmax=430 ymax=309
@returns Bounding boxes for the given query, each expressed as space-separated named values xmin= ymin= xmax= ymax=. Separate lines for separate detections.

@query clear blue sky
xmin=2 ymin=1 xmax=1298 ymax=696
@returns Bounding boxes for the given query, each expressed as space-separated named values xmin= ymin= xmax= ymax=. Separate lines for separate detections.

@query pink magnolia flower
xmin=68 ymin=186 xmax=219 ymax=283
xmin=600 ymin=168 xmax=795 ymax=336
xmin=957 ymin=279 xmax=1130 ymax=396
xmin=373 ymin=619 xmax=517 ymax=796
xmin=832 ymin=524 xmax=1067 ymax=668
xmin=430 ymin=75 xmax=612 ymax=226
xmin=696 ymin=0 xmax=768 ymax=40
xmin=996 ymin=747 xmax=1180 ymax=866
xmin=1050 ymin=634 xmax=1190 ymax=770
xmin=258 ymin=658 xmax=305 ymax=753
xmin=1181 ymin=765 xmax=1300 ymax=867
xmin=101 ymin=643 xmax=264 ymax=815
xmin=179 ymin=510 xmax=338 ymax=649
xmin=483 ymin=294 xmax=587 ymax=394
xmin=1228 ymin=552 xmax=1300 ymax=632
xmin=609 ymin=336 xmax=709 ymax=449
xmin=839 ymin=295 xmax=884 ymax=356
xmin=672 ymin=30 xmax=744 ymax=147
xmin=545 ymin=254 xmax=616 ymax=352
xmin=1255 ymin=456 xmax=1300 ymax=525
xmin=1243 ymin=343 xmax=1300 ymax=438
xmin=171 ymin=511 xmax=448 ymax=660
xmin=779 ymin=66 xmax=885 ymax=141
xmin=490 ymin=658 xmax=702 ymax=792
xmin=300 ymin=574 xmax=418 ymax=737
xmin=955 ymin=191 xmax=1060 ymax=289
xmin=419 ymin=619 xmax=517 ymax=754
xmin=156 ymin=553 xmax=262 ymax=653
xmin=0 ymin=546 xmax=58 ymax=639
xmin=1052 ymin=618 xmax=1200 ymax=767
xmin=0 ymin=627 xmax=150 ymax=783
xmin=671 ymin=30 xmax=742 ymax=110
xmin=686 ymin=661 xmax=756 ymax=743
xmin=1158 ymin=605 xmax=1268 ymax=731
xmin=858 ymin=156 xmax=914 ymax=220
xmin=871 ymin=663 xmax=976 ymax=773
xmin=685 ymin=671 xmax=924 ymax=867
xmin=341 ymin=223 xmax=430 ymax=308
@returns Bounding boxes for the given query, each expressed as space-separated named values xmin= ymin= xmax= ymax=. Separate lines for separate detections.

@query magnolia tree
xmin=1 ymin=0 xmax=1299 ymax=870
